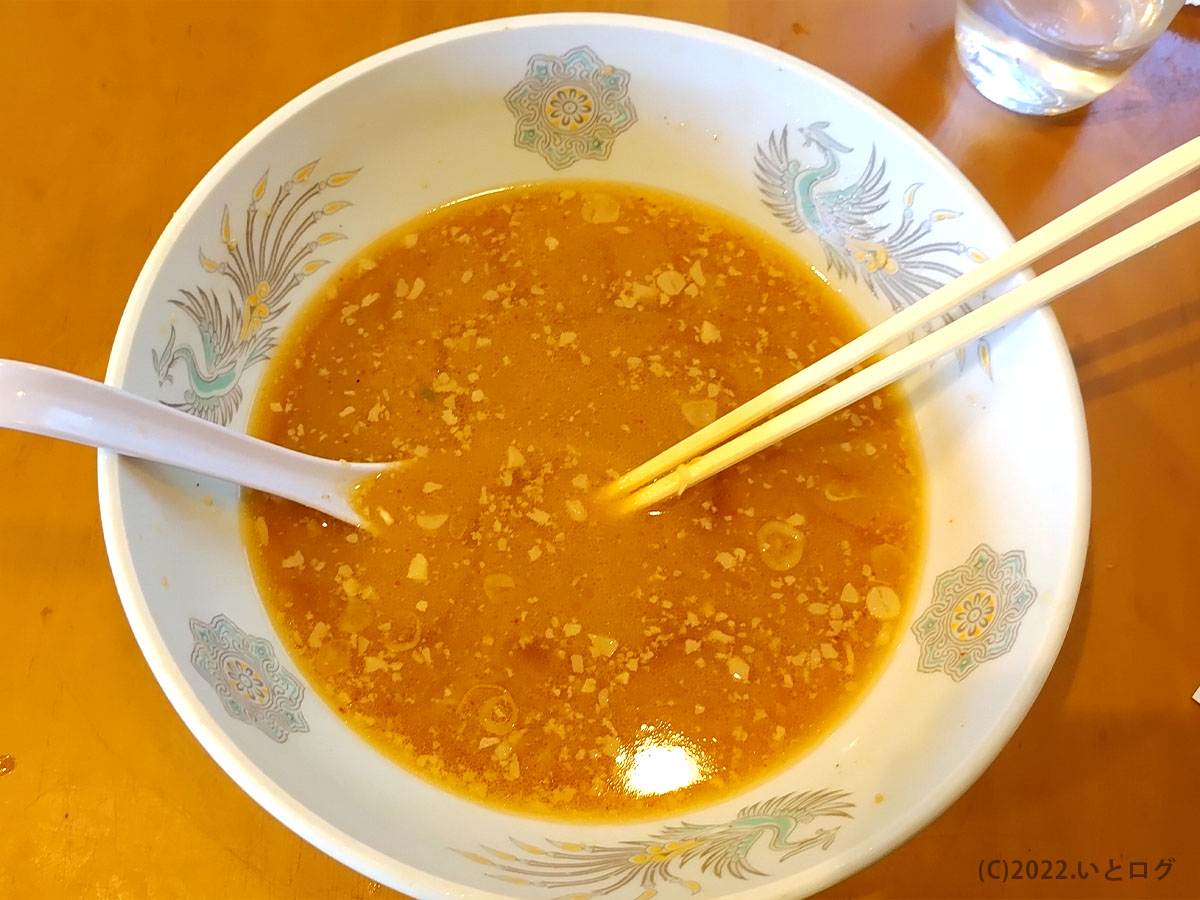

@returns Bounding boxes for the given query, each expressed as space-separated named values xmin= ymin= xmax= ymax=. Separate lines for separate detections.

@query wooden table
xmin=1 ymin=2 xmax=1197 ymax=897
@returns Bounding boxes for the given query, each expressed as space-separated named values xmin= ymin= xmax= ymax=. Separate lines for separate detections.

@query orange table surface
xmin=1 ymin=2 xmax=1198 ymax=898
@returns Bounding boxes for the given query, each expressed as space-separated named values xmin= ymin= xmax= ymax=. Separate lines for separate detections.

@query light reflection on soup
xmin=242 ymin=182 xmax=924 ymax=819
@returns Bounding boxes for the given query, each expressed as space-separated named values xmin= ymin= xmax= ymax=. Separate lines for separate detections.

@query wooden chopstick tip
xmin=599 ymin=475 xmax=634 ymax=499
xmin=618 ymin=465 xmax=694 ymax=514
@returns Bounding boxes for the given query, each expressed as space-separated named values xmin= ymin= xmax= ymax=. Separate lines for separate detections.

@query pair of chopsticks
xmin=608 ymin=135 xmax=1200 ymax=513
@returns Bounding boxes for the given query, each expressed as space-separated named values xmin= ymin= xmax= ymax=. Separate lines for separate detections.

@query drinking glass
xmin=956 ymin=0 xmax=1186 ymax=115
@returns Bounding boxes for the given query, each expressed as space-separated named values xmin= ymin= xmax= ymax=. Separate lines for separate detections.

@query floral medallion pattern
xmin=912 ymin=544 xmax=1037 ymax=682
xmin=504 ymin=46 xmax=637 ymax=170
xmin=189 ymin=614 xmax=309 ymax=742
xmin=152 ymin=161 xmax=358 ymax=424
xmin=460 ymin=789 xmax=853 ymax=897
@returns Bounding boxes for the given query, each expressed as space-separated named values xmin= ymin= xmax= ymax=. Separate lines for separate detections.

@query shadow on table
xmin=1071 ymin=293 xmax=1200 ymax=402
xmin=1024 ymin=542 xmax=1094 ymax=720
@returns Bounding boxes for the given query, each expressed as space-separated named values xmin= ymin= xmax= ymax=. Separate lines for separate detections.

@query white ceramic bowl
xmin=100 ymin=14 xmax=1089 ymax=899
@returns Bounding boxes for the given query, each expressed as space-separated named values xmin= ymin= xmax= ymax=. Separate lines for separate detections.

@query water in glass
xmin=956 ymin=0 xmax=1185 ymax=115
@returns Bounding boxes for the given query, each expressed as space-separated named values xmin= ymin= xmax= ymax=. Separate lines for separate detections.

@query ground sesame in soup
xmin=242 ymin=182 xmax=925 ymax=820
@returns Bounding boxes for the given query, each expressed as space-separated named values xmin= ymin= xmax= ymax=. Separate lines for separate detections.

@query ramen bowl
xmin=100 ymin=14 xmax=1088 ymax=899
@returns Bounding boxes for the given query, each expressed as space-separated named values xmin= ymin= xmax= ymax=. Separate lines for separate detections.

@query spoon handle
xmin=0 ymin=359 xmax=379 ymax=524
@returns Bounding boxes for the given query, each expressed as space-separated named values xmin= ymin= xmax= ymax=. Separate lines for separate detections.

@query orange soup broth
xmin=242 ymin=182 xmax=926 ymax=820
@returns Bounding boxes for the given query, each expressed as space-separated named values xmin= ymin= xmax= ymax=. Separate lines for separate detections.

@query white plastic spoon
xmin=0 ymin=359 xmax=389 ymax=526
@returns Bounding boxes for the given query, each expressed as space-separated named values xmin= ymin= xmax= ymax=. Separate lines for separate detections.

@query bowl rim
xmin=98 ymin=11 xmax=1091 ymax=899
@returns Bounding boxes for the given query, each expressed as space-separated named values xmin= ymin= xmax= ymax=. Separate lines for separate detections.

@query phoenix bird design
xmin=755 ymin=122 xmax=984 ymax=319
xmin=462 ymin=789 xmax=853 ymax=897
xmin=153 ymin=161 xmax=358 ymax=423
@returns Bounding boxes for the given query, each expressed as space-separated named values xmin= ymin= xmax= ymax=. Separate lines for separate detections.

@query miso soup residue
xmin=242 ymin=182 xmax=925 ymax=819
